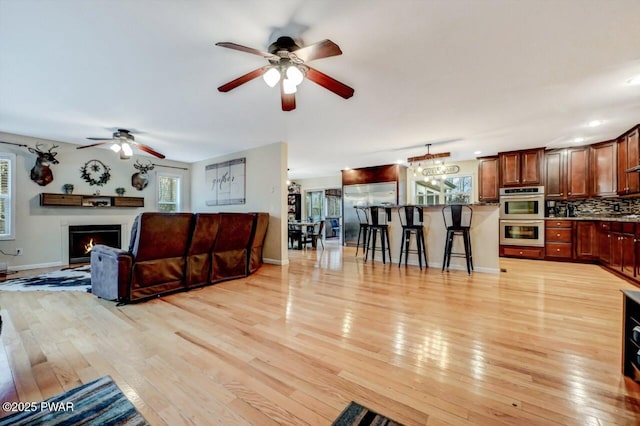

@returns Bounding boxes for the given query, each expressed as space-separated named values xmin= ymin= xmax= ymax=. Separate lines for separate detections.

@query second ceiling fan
xmin=77 ymin=129 xmax=165 ymax=159
xmin=216 ymin=36 xmax=355 ymax=111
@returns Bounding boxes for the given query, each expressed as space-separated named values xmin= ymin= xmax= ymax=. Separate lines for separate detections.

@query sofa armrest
xmin=91 ymin=244 xmax=133 ymax=301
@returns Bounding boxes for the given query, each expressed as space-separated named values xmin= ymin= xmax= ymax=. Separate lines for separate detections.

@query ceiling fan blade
xmin=77 ymin=141 xmax=111 ymax=149
xmin=133 ymin=142 xmax=165 ymax=159
xmin=215 ymin=42 xmax=279 ymax=61
xmin=218 ymin=67 xmax=268 ymax=92
xmin=280 ymin=81 xmax=296 ymax=112
xmin=86 ymin=137 xmax=112 ymax=141
xmin=305 ymin=67 xmax=354 ymax=99
xmin=292 ymin=39 xmax=342 ymax=63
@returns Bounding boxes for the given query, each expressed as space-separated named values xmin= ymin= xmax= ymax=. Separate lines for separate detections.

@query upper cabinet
xmin=618 ymin=127 xmax=640 ymax=196
xmin=566 ymin=146 xmax=590 ymax=199
xmin=477 ymin=156 xmax=499 ymax=202
xmin=499 ymin=148 xmax=544 ymax=187
xmin=590 ymin=140 xmax=617 ymax=197
xmin=544 ymin=149 xmax=565 ymax=198
xmin=543 ymin=147 xmax=589 ymax=200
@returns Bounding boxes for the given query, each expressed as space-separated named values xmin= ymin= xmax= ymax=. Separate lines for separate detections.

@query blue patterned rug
xmin=0 ymin=375 xmax=148 ymax=425
xmin=0 ymin=266 xmax=91 ymax=292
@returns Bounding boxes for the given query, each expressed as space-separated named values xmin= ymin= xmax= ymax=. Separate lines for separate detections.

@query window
xmin=0 ymin=153 xmax=16 ymax=240
xmin=444 ymin=176 xmax=472 ymax=204
xmin=415 ymin=174 xmax=472 ymax=205
xmin=157 ymin=174 xmax=181 ymax=212
xmin=304 ymin=191 xmax=324 ymax=222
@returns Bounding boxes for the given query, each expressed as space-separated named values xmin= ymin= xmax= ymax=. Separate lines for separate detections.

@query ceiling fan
xmin=77 ymin=129 xmax=165 ymax=159
xmin=215 ymin=36 xmax=355 ymax=111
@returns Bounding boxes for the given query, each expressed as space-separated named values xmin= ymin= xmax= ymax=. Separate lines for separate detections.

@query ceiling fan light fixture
xmin=283 ymin=78 xmax=297 ymax=94
xmin=286 ymin=65 xmax=304 ymax=86
xmin=110 ymin=144 xmax=121 ymax=153
xmin=263 ymin=67 xmax=281 ymax=87
xmin=121 ymin=142 xmax=133 ymax=157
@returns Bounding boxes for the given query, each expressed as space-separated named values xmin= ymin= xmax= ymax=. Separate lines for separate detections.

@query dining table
xmin=288 ymin=221 xmax=315 ymax=250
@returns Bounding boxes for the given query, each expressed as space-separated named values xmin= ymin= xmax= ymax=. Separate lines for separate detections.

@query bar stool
xmin=365 ymin=206 xmax=392 ymax=264
xmin=398 ymin=205 xmax=428 ymax=269
xmin=442 ymin=204 xmax=473 ymax=274
xmin=355 ymin=207 xmax=369 ymax=257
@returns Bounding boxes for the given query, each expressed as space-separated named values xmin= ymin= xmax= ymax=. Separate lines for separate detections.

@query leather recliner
xmin=210 ymin=213 xmax=255 ymax=283
xmin=92 ymin=212 xmax=194 ymax=302
xmin=186 ymin=213 xmax=221 ymax=289
xmin=248 ymin=212 xmax=269 ymax=275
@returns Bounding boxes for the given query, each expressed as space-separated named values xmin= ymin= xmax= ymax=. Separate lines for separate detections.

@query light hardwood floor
xmin=1 ymin=242 xmax=640 ymax=425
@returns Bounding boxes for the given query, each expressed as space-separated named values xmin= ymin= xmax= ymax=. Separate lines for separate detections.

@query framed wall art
xmin=205 ymin=157 xmax=246 ymax=206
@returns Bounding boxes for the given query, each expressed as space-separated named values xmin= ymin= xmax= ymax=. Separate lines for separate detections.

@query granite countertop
xmin=546 ymin=215 xmax=640 ymax=222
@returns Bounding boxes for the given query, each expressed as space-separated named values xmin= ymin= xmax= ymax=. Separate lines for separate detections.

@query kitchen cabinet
xmin=545 ymin=219 xmax=573 ymax=260
xmin=575 ymin=221 xmax=598 ymax=260
xmin=477 ymin=156 xmax=499 ymax=202
xmin=598 ymin=222 xmax=612 ymax=265
xmin=499 ymin=148 xmax=543 ymax=187
xmin=590 ymin=141 xmax=617 ymax=197
xmin=543 ymin=147 xmax=590 ymax=200
xmin=544 ymin=149 xmax=565 ymax=199
xmin=618 ymin=128 xmax=640 ymax=196
xmin=566 ymin=146 xmax=590 ymax=199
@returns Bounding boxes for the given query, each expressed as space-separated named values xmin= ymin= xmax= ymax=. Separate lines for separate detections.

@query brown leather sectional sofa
xmin=91 ymin=212 xmax=269 ymax=303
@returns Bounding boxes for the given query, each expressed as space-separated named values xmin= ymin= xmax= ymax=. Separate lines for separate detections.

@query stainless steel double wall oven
xmin=499 ymin=186 xmax=545 ymax=247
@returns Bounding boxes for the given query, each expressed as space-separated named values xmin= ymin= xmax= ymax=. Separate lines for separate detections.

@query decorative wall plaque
xmin=205 ymin=157 xmax=246 ymax=206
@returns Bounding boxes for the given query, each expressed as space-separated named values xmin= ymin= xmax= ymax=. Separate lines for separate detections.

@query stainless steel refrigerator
xmin=342 ymin=182 xmax=398 ymax=246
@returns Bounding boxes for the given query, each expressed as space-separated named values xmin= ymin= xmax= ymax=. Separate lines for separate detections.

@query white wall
xmin=190 ymin=142 xmax=287 ymax=265
xmin=0 ymin=132 xmax=191 ymax=270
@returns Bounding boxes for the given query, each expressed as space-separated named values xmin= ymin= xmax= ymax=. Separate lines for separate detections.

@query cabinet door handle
xmin=519 ymin=251 xmax=523 ymax=254
xmin=560 ymin=192 xmax=564 ymax=195
xmin=557 ymin=248 xmax=561 ymax=252
xmin=557 ymin=233 xmax=561 ymax=237
xmin=568 ymin=192 xmax=572 ymax=195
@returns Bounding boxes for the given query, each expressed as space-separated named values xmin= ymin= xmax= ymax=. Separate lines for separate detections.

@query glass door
xmin=305 ymin=191 xmax=324 ymax=222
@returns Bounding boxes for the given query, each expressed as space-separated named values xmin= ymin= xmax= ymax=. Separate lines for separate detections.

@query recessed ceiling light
xmin=474 ymin=150 xmax=482 ymax=155
xmin=343 ymin=167 xmax=351 ymax=171
xmin=626 ymin=75 xmax=640 ymax=85
xmin=574 ymin=137 xmax=585 ymax=143
xmin=396 ymin=159 xmax=403 ymax=164
xmin=588 ymin=120 xmax=603 ymax=127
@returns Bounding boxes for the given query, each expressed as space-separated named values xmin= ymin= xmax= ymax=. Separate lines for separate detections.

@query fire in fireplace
xmin=69 ymin=225 xmax=121 ymax=264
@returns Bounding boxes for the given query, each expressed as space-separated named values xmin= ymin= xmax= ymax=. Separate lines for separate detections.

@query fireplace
xmin=68 ymin=225 xmax=121 ymax=264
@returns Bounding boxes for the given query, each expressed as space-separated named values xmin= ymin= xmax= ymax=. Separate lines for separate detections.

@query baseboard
xmin=10 ymin=261 xmax=64 ymax=271
xmin=264 ymin=258 xmax=288 ymax=266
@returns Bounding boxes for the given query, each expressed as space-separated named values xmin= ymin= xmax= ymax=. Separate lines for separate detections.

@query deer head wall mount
xmin=131 ymin=160 xmax=155 ymax=191
xmin=27 ymin=144 xmax=59 ymax=186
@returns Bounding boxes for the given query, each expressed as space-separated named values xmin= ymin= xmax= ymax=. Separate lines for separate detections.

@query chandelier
xmin=408 ymin=144 xmax=451 ymax=182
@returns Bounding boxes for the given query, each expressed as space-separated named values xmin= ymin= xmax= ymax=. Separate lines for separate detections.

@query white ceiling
xmin=2 ymin=0 xmax=640 ymax=179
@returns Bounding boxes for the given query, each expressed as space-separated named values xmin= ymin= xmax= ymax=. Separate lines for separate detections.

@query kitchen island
xmin=362 ymin=204 xmax=500 ymax=273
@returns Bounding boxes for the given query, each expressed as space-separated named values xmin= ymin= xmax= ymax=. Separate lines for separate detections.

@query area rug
xmin=0 ymin=375 xmax=148 ymax=426
xmin=0 ymin=265 xmax=91 ymax=292
xmin=332 ymin=401 xmax=404 ymax=426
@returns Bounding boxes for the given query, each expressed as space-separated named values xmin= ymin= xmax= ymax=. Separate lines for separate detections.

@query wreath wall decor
xmin=80 ymin=159 xmax=111 ymax=186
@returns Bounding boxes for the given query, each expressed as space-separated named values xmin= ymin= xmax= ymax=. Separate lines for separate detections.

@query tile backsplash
xmin=554 ymin=197 xmax=640 ymax=216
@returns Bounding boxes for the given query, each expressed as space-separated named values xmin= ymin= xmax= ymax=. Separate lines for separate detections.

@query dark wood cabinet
xmin=566 ymin=146 xmax=590 ymax=199
xmin=544 ymin=149 xmax=565 ymax=199
xmin=477 ymin=156 xmax=499 ymax=202
xmin=545 ymin=219 xmax=573 ymax=260
xmin=40 ymin=193 xmax=144 ymax=208
xmin=598 ymin=222 xmax=612 ymax=265
xmin=575 ymin=221 xmax=598 ymax=260
xmin=499 ymin=148 xmax=543 ymax=187
xmin=544 ymin=147 xmax=590 ymax=200
xmin=590 ymin=141 xmax=617 ymax=197
xmin=618 ymin=128 xmax=640 ymax=195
